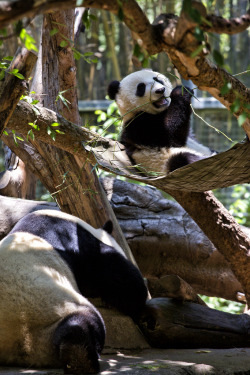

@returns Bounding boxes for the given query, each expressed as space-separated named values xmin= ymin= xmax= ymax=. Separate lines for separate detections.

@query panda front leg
xmin=53 ymin=308 xmax=105 ymax=374
xmin=98 ymin=247 xmax=148 ymax=319
xmin=166 ymin=85 xmax=194 ymax=146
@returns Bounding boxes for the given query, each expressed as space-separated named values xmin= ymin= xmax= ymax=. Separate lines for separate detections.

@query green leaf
xmin=3 ymin=130 xmax=8 ymax=135
xmin=47 ymin=126 xmax=56 ymax=141
xmin=73 ymin=50 xmax=82 ymax=60
xmin=0 ymin=28 xmax=7 ymax=36
xmin=15 ymin=20 xmax=23 ymax=34
xmin=89 ymin=57 xmax=98 ymax=63
xmin=133 ymin=43 xmax=141 ymax=57
xmin=190 ymin=8 xmax=201 ymax=23
xmin=10 ymin=68 xmax=18 ymax=74
xmin=118 ymin=7 xmax=124 ymax=21
xmin=50 ymin=28 xmax=58 ymax=36
xmin=15 ymin=72 xmax=25 ymax=79
xmin=55 ymin=129 xmax=65 ymax=134
xmin=3 ymin=56 xmax=13 ymax=61
xmin=142 ymin=58 xmax=149 ymax=68
xmin=83 ymin=10 xmax=90 ymax=29
xmin=190 ymin=44 xmax=204 ymax=58
xmin=27 ymin=129 xmax=35 ymax=141
xmin=213 ymin=49 xmax=224 ymax=67
xmin=238 ymin=112 xmax=247 ymax=126
xmin=83 ymin=52 xmax=94 ymax=57
xmin=0 ymin=69 xmax=5 ymax=80
xmin=28 ymin=122 xmax=40 ymax=131
xmin=194 ymin=26 xmax=204 ymax=42
xmin=221 ymin=82 xmax=232 ymax=95
xmin=19 ymin=28 xmax=38 ymax=52
xmin=51 ymin=122 xmax=60 ymax=127
xmin=89 ymin=15 xmax=97 ymax=21
xmin=183 ymin=0 xmax=192 ymax=13
xmin=60 ymin=40 xmax=68 ymax=48
xmin=230 ymin=98 xmax=241 ymax=113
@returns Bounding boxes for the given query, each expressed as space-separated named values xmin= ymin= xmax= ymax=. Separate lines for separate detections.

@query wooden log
xmin=138 ymin=297 xmax=250 ymax=349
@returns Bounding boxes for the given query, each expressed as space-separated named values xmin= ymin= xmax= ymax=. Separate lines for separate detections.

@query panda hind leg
xmin=53 ymin=310 xmax=105 ymax=374
xmin=168 ymin=151 xmax=204 ymax=173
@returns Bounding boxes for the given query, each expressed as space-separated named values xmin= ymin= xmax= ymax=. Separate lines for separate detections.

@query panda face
xmin=109 ymin=70 xmax=172 ymax=121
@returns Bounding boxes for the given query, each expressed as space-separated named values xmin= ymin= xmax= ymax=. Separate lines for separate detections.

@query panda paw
xmin=171 ymin=85 xmax=194 ymax=101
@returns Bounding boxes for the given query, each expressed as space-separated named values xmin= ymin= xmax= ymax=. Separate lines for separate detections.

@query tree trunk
xmin=0 ymin=47 xmax=37 ymax=198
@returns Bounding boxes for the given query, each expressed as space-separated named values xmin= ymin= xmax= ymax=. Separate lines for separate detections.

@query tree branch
xmin=204 ymin=8 xmax=250 ymax=35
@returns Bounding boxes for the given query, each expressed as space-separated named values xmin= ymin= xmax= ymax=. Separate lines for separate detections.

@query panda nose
xmin=155 ymin=87 xmax=165 ymax=95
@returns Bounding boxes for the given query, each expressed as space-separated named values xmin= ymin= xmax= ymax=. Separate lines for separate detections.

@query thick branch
xmin=166 ymin=189 xmax=250 ymax=305
xmin=0 ymin=0 xmax=78 ymax=27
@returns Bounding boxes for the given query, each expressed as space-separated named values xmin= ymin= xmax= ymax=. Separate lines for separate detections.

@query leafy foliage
xmin=92 ymin=101 xmax=122 ymax=139
xmin=229 ymin=185 xmax=250 ymax=226
xmin=19 ymin=28 xmax=38 ymax=52
xmin=201 ymin=295 xmax=245 ymax=313
xmin=0 ymin=56 xmax=26 ymax=81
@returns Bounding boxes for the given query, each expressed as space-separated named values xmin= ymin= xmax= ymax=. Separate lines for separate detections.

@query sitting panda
xmin=0 ymin=209 xmax=147 ymax=374
xmin=108 ymin=69 xmax=205 ymax=176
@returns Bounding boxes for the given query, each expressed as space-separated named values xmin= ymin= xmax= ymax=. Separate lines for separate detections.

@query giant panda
xmin=0 ymin=209 xmax=147 ymax=374
xmin=108 ymin=69 xmax=205 ymax=176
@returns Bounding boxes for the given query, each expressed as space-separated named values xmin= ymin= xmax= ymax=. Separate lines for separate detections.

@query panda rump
xmin=0 ymin=209 xmax=147 ymax=373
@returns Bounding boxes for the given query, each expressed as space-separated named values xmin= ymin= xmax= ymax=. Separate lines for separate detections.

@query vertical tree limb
xmin=166 ymin=189 xmax=250 ymax=305
xmin=0 ymin=47 xmax=37 ymax=137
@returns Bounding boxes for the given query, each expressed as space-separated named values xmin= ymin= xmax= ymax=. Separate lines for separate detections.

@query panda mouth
xmin=153 ymin=97 xmax=169 ymax=108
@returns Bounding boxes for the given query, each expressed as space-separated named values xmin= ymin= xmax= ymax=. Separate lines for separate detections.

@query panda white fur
xmin=0 ymin=209 xmax=147 ymax=373
xmin=108 ymin=69 xmax=204 ymax=176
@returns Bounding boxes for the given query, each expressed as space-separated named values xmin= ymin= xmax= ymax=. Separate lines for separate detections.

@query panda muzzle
xmin=153 ymin=97 xmax=169 ymax=108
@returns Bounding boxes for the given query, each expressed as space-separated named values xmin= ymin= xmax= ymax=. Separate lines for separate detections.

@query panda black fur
xmin=108 ymin=69 xmax=204 ymax=175
xmin=0 ymin=209 xmax=147 ymax=373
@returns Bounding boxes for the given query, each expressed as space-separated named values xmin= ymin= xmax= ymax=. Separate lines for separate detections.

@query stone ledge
xmin=1 ymin=348 xmax=250 ymax=374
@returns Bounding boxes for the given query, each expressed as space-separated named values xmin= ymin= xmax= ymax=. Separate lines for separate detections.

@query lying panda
xmin=0 ymin=209 xmax=147 ymax=374
xmin=108 ymin=69 xmax=204 ymax=176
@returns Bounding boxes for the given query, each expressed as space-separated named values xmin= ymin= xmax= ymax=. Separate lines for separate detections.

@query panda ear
xmin=102 ymin=220 xmax=113 ymax=234
xmin=107 ymin=80 xmax=120 ymax=100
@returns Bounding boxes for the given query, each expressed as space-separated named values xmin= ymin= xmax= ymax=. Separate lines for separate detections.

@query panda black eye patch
xmin=136 ymin=83 xmax=146 ymax=97
xmin=153 ymin=77 xmax=164 ymax=85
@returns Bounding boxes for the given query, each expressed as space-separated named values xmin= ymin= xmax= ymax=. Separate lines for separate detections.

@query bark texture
xmin=0 ymin=47 xmax=37 ymax=137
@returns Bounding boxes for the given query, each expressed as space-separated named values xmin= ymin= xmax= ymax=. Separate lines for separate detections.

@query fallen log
xmin=138 ymin=297 xmax=250 ymax=348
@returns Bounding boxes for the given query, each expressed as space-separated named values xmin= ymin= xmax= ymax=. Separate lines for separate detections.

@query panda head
xmin=108 ymin=70 xmax=172 ymax=121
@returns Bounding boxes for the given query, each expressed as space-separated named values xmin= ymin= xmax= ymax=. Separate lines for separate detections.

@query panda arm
xmin=164 ymin=85 xmax=193 ymax=147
